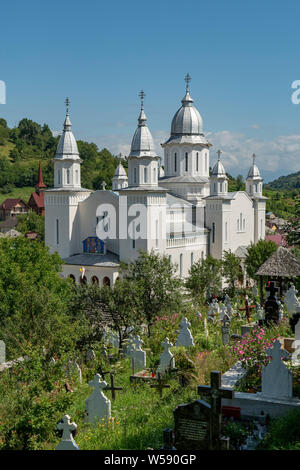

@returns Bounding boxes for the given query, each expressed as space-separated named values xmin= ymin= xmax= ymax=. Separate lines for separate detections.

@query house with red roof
xmin=28 ymin=162 xmax=47 ymax=216
xmin=265 ymin=233 xmax=287 ymax=247
xmin=0 ymin=198 xmax=29 ymax=221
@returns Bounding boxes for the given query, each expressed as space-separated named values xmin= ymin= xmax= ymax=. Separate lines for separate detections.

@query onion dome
xmin=170 ymin=74 xmax=203 ymax=136
xmin=55 ymin=98 xmax=80 ymax=160
xmin=129 ymin=93 xmax=156 ymax=158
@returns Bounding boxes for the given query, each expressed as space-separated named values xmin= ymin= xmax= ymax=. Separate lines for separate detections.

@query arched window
xmin=144 ymin=167 xmax=147 ymax=183
xmin=58 ymin=170 xmax=61 ymax=185
xmin=212 ymin=223 xmax=215 ymax=243
xmin=201 ymin=251 xmax=204 ymax=260
xmin=220 ymin=183 xmax=223 ymax=192
xmin=185 ymin=153 xmax=188 ymax=172
xmin=134 ymin=167 xmax=137 ymax=184
xmin=103 ymin=276 xmax=111 ymax=287
xmin=225 ymin=222 xmax=228 ymax=242
xmin=191 ymin=252 xmax=194 ymax=266
xmin=196 ymin=153 xmax=199 ymax=172
xmin=214 ymin=182 xmax=217 ymax=193
xmin=75 ymin=169 xmax=79 ymax=185
xmin=205 ymin=154 xmax=208 ymax=172
xmin=153 ymin=167 xmax=156 ymax=182
xmin=180 ymin=254 xmax=183 ymax=277
xmin=68 ymin=274 xmax=75 ymax=283
xmin=67 ymin=169 xmax=70 ymax=184
xmin=56 ymin=219 xmax=59 ymax=245
xmin=91 ymin=276 xmax=99 ymax=285
xmin=174 ymin=153 xmax=177 ymax=172
xmin=237 ymin=219 xmax=239 ymax=231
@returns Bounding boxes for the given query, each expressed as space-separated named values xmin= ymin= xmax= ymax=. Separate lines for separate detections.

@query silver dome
xmin=170 ymin=91 xmax=203 ymax=136
xmin=247 ymin=154 xmax=262 ymax=179
xmin=211 ymin=159 xmax=226 ymax=176
xmin=129 ymin=109 xmax=156 ymax=158
xmin=55 ymin=114 xmax=80 ymax=160
xmin=113 ymin=163 xmax=127 ymax=178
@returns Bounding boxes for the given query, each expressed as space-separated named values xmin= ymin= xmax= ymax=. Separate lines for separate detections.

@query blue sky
xmin=1 ymin=0 xmax=300 ymax=181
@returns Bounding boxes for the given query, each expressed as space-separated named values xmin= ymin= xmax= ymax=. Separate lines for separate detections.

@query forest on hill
xmin=0 ymin=117 xmax=125 ymax=193
xmin=266 ymin=170 xmax=300 ymax=191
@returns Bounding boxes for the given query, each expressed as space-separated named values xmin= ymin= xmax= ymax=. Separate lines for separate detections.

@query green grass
xmin=0 ymin=186 xmax=35 ymax=204
xmin=0 ymin=140 xmax=15 ymax=159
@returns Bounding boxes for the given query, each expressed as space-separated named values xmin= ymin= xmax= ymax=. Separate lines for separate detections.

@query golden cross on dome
xmin=185 ymin=73 xmax=191 ymax=92
xmin=139 ymin=90 xmax=145 ymax=110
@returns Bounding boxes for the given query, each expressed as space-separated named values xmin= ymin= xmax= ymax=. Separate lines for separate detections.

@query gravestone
xmin=221 ymin=316 xmax=230 ymax=345
xmin=264 ymin=282 xmax=279 ymax=324
xmin=252 ymin=284 xmax=258 ymax=298
xmin=204 ymin=318 xmax=209 ymax=339
xmin=198 ymin=371 xmax=234 ymax=449
xmin=68 ymin=358 xmax=82 ymax=384
xmin=261 ymin=340 xmax=292 ymax=398
xmin=56 ymin=415 xmax=80 ymax=450
xmin=224 ymin=295 xmax=233 ymax=318
xmin=277 ymin=301 xmax=284 ymax=321
xmin=131 ymin=335 xmax=146 ymax=370
xmin=284 ymin=284 xmax=300 ymax=314
xmin=85 ymin=374 xmax=111 ymax=423
xmin=157 ymin=338 xmax=175 ymax=376
xmin=0 ymin=340 xmax=5 ymax=364
xmin=86 ymin=349 xmax=96 ymax=363
xmin=176 ymin=317 xmax=194 ymax=348
xmin=174 ymin=399 xmax=212 ymax=450
xmin=219 ymin=304 xmax=228 ymax=322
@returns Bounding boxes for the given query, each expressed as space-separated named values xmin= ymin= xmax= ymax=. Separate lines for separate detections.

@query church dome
xmin=247 ymin=154 xmax=262 ymax=179
xmin=129 ymin=108 xmax=156 ymax=158
xmin=113 ymin=163 xmax=127 ymax=178
xmin=171 ymin=91 xmax=203 ymax=136
xmin=211 ymin=158 xmax=226 ymax=177
xmin=55 ymin=114 xmax=80 ymax=160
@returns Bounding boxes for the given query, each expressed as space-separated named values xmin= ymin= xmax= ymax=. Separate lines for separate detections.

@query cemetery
xmin=1 ymin=242 xmax=300 ymax=451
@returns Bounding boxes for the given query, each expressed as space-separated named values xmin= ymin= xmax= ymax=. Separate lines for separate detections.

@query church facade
xmin=45 ymin=79 xmax=266 ymax=286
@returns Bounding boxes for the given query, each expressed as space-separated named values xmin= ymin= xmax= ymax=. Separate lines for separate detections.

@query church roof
xmin=63 ymin=252 xmax=120 ymax=267
xmin=247 ymin=154 xmax=262 ymax=179
xmin=128 ymin=96 xmax=157 ymax=159
xmin=211 ymin=156 xmax=227 ymax=177
xmin=113 ymin=163 xmax=127 ymax=178
xmin=55 ymin=106 xmax=80 ymax=160
xmin=159 ymin=175 xmax=209 ymax=184
xmin=255 ymin=246 xmax=300 ymax=277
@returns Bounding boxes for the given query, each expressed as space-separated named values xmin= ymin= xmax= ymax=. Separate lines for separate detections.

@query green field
xmin=0 ymin=187 xmax=35 ymax=205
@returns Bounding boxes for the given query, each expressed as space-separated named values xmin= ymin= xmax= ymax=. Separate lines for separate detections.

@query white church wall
xmin=228 ymin=192 xmax=255 ymax=253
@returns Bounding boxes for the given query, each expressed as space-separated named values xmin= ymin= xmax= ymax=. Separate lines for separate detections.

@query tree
xmin=222 ymin=250 xmax=242 ymax=296
xmin=17 ymin=211 xmax=45 ymax=240
xmin=236 ymin=174 xmax=244 ymax=191
xmin=245 ymin=239 xmax=278 ymax=280
xmin=68 ymin=279 xmax=142 ymax=350
xmin=185 ymin=255 xmax=223 ymax=303
xmin=0 ymin=238 xmax=77 ymax=357
xmin=125 ymin=250 xmax=183 ymax=336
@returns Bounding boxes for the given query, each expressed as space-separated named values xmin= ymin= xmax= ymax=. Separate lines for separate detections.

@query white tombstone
xmin=176 ymin=317 xmax=195 ymax=348
xmin=224 ymin=295 xmax=233 ymax=318
xmin=284 ymin=284 xmax=300 ymax=314
xmin=252 ymin=284 xmax=258 ymax=297
xmin=56 ymin=415 xmax=80 ymax=450
xmin=131 ymin=335 xmax=146 ymax=370
xmin=67 ymin=359 xmax=82 ymax=384
xmin=219 ymin=304 xmax=227 ymax=321
xmin=204 ymin=318 xmax=209 ymax=339
xmin=85 ymin=374 xmax=111 ymax=424
xmin=157 ymin=338 xmax=175 ymax=376
xmin=86 ymin=349 xmax=96 ymax=363
xmin=292 ymin=319 xmax=300 ymax=365
xmin=277 ymin=300 xmax=284 ymax=321
xmin=261 ymin=340 xmax=292 ymax=399
xmin=0 ymin=340 xmax=5 ymax=364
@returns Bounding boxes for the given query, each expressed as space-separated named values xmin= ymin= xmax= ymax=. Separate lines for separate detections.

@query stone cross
xmin=102 ymin=181 xmax=107 ymax=190
xmin=86 ymin=348 xmax=96 ymax=363
xmin=176 ymin=317 xmax=195 ymax=348
xmin=261 ymin=340 xmax=292 ymax=398
xmin=150 ymin=372 xmax=170 ymax=398
xmin=85 ymin=374 xmax=111 ymax=423
xmin=219 ymin=305 xmax=228 ymax=321
xmin=131 ymin=335 xmax=146 ymax=370
xmin=0 ymin=340 xmax=5 ymax=364
xmin=98 ymin=364 xmax=110 ymax=380
xmin=105 ymin=372 xmax=123 ymax=401
xmin=66 ymin=358 xmax=82 ymax=384
xmin=157 ymin=338 xmax=175 ymax=376
xmin=238 ymin=296 xmax=256 ymax=323
xmin=198 ymin=371 xmax=234 ymax=449
xmin=56 ymin=415 xmax=80 ymax=450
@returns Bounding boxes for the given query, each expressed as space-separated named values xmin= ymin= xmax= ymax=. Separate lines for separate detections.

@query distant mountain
xmin=266 ymin=171 xmax=300 ymax=191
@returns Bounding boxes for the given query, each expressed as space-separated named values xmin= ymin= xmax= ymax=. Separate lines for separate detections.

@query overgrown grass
xmin=0 ymin=186 xmax=35 ymax=204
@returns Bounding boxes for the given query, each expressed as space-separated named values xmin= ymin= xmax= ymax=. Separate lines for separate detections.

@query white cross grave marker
xmin=261 ymin=340 xmax=292 ymax=398
xmin=176 ymin=317 xmax=194 ymax=348
xmin=56 ymin=415 xmax=80 ymax=450
xmin=85 ymin=374 xmax=111 ymax=424
xmin=157 ymin=337 xmax=175 ymax=376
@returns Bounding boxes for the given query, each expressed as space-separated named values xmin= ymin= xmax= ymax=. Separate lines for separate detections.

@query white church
xmin=45 ymin=76 xmax=266 ymax=286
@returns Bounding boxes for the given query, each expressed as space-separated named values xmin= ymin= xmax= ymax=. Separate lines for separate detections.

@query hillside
xmin=266 ymin=170 xmax=300 ymax=191
xmin=0 ymin=117 xmax=126 ymax=194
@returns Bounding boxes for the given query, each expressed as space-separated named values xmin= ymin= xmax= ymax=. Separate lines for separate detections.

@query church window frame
xmin=212 ymin=222 xmax=215 ymax=243
xmin=134 ymin=167 xmax=137 ymax=184
xmin=196 ymin=152 xmax=199 ymax=172
xmin=174 ymin=153 xmax=177 ymax=172
xmin=66 ymin=168 xmax=70 ymax=185
xmin=144 ymin=167 xmax=148 ymax=183
xmin=55 ymin=219 xmax=59 ymax=245
xmin=185 ymin=152 xmax=188 ymax=172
